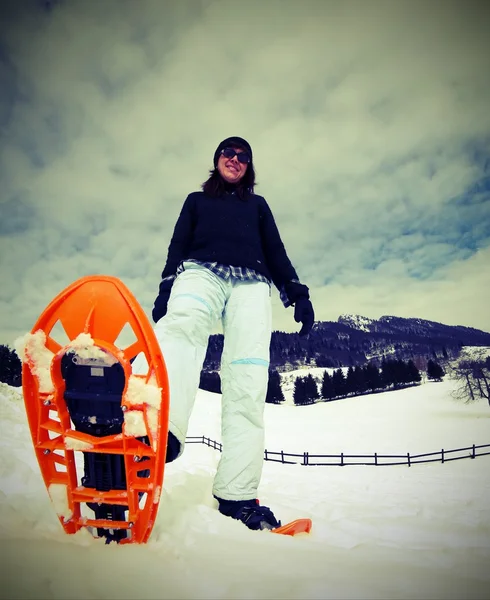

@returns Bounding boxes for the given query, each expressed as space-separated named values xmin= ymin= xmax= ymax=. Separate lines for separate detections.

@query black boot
xmin=214 ymin=496 xmax=281 ymax=530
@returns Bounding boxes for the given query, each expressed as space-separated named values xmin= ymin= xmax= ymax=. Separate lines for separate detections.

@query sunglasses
xmin=221 ymin=147 xmax=251 ymax=164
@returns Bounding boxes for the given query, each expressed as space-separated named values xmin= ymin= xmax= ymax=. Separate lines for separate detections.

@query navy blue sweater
xmin=160 ymin=191 xmax=299 ymax=292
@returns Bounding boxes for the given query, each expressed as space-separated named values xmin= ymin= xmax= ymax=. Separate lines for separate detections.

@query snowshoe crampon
xmin=20 ymin=275 xmax=169 ymax=544
xmin=271 ymin=518 xmax=312 ymax=536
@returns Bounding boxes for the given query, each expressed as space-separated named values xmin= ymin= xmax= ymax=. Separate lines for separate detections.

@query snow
xmin=125 ymin=375 xmax=161 ymax=409
xmin=64 ymin=333 xmax=120 ymax=366
xmin=64 ymin=437 xmax=94 ymax=451
xmin=15 ymin=330 xmax=55 ymax=393
xmin=124 ymin=376 xmax=162 ymax=443
xmin=338 ymin=314 xmax=375 ymax=332
xmin=1 ymin=377 xmax=490 ymax=599
xmin=47 ymin=483 xmax=72 ymax=520
xmin=123 ymin=409 xmax=147 ymax=437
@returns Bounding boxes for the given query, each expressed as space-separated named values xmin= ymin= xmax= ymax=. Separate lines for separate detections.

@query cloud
xmin=294 ymin=245 xmax=490 ymax=334
xmin=0 ymin=0 xmax=489 ymax=346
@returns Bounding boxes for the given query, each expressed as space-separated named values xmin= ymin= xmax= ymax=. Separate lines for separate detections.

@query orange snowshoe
xmin=20 ymin=275 xmax=169 ymax=544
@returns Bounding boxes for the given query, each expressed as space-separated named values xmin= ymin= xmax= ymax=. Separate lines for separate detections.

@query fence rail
xmin=185 ymin=436 xmax=490 ymax=467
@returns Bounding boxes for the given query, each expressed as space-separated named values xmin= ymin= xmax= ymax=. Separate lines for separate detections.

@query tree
xmin=406 ymin=360 xmax=422 ymax=384
xmin=364 ymin=363 xmax=382 ymax=392
xmin=381 ymin=358 xmax=420 ymax=388
xmin=345 ymin=366 xmax=357 ymax=395
xmin=316 ymin=354 xmax=335 ymax=368
xmin=381 ymin=359 xmax=395 ymax=388
xmin=304 ymin=373 xmax=319 ymax=403
xmin=305 ymin=349 xmax=314 ymax=364
xmin=321 ymin=370 xmax=335 ymax=401
xmin=393 ymin=359 xmax=410 ymax=386
xmin=293 ymin=376 xmax=307 ymax=405
xmin=0 ymin=345 xmax=22 ymax=387
xmin=332 ymin=369 xmax=346 ymax=398
xmin=412 ymin=355 xmax=424 ymax=371
xmin=353 ymin=365 xmax=368 ymax=394
xmin=451 ymin=352 xmax=490 ymax=407
xmin=266 ymin=370 xmax=285 ymax=404
xmin=427 ymin=359 xmax=445 ymax=381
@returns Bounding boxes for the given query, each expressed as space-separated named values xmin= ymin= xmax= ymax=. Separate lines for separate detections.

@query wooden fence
xmin=185 ymin=436 xmax=490 ymax=467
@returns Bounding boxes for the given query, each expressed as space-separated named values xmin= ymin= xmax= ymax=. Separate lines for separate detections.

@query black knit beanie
xmin=213 ymin=136 xmax=253 ymax=167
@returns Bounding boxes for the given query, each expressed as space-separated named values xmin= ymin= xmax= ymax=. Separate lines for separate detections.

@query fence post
xmin=441 ymin=448 xmax=444 ymax=464
xmin=340 ymin=452 xmax=344 ymax=467
xmin=281 ymin=450 xmax=284 ymax=464
xmin=374 ymin=452 xmax=378 ymax=466
xmin=407 ymin=452 xmax=411 ymax=467
xmin=265 ymin=449 xmax=268 ymax=461
xmin=472 ymin=444 xmax=476 ymax=459
xmin=303 ymin=451 xmax=309 ymax=466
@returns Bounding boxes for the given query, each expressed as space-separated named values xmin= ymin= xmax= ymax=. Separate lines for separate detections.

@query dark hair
xmin=202 ymin=156 xmax=256 ymax=200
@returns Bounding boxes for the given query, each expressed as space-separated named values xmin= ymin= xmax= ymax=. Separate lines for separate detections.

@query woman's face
xmin=217 ymin=147 xmax=248 ymax=184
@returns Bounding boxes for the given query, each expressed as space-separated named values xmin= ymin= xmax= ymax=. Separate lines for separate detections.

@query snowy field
xmin=1 ymin=376 xmax=490 ymax=599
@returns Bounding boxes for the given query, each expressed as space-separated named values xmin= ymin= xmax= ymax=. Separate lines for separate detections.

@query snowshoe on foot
xmin=215 ymin=496 xmax=281 ymax=531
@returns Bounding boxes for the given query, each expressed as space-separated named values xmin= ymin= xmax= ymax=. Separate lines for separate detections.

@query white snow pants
xmin=133 ymin=262 xmax=272 ymax=501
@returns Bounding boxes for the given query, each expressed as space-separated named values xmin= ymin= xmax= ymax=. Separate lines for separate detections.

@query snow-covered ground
xmin=1 ymin=377 xmax=490 ymax=599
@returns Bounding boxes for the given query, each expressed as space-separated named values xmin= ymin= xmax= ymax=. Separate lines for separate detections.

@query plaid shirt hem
xmin=161 ymin=260 xmax=297 ymax=307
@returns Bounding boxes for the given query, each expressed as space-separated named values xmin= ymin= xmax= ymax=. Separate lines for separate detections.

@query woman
xmin=136 ymin=136 xmax=314 ymax=531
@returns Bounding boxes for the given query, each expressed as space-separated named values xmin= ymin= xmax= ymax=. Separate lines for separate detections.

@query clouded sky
xmin=1 ymin=0 xmax=489 ymax=346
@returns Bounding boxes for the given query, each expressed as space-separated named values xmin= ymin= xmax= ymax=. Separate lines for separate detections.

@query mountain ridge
xmin=203 ymin=314 xmax=490 ymax=371
xmin=337 ymin=314 xmax=490 ymax=338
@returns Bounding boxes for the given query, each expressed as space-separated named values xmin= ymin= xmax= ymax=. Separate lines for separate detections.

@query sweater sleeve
xmin=258 ymin=197 xmax=300 ymax=291
xmin=160 ymin=194 xmax=196 ymax=278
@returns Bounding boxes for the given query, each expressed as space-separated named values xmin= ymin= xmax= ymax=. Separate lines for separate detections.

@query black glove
xmin=152 ymin=279 xmax=173 ymax=323
xmin=284 ymin=281 xmax=315 ymax=337
xmin=294 ymin=296 xmax=315 ymax=336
